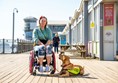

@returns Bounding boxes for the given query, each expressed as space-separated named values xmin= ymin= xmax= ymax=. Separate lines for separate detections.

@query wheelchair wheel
xmin=29 ymin=50 xmax=34 ymax=75
xmin=50 ymin=51 xmax=56 ymax=74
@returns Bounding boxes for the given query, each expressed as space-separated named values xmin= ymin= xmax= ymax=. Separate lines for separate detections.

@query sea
xmin=0 ymin=39 xmax=17 ymax=53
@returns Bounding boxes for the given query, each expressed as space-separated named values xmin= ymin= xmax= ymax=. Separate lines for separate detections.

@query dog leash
xmin=55 ymin=68 xmax=60 ymax=72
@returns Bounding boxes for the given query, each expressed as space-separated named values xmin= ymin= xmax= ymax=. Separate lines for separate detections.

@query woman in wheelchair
xmin=33 ymin=16 xmax=53 ymax=72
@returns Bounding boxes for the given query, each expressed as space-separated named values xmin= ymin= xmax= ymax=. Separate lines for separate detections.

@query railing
xmin=0 ymin=39 xmax=33 ymax=54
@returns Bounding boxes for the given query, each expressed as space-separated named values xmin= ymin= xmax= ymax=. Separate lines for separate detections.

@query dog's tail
xmin=80 ymin=66 xmax=84 ymax=75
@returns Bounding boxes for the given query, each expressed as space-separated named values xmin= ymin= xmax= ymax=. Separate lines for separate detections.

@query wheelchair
xmin=29 ymin=49 xmax=56 ymax=75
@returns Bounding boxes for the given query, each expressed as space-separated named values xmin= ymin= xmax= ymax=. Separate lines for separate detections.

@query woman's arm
xmin=45 ymin=28 xmax=52 ymax=46
xmin=45 ymin=40 xmax=51 ymax=46
xmin=33 ymin=28 xmax=43 ymax=45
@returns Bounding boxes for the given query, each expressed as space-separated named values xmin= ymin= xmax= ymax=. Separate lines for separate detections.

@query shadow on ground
xmin=35 ymin=73 xmax=97 ymax=79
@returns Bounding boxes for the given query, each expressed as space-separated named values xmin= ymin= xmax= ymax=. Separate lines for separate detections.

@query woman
xmin=33 ymin=16 xmax=52 ymax=72
xmin=53 ymin=33 xmax=60 ymax=53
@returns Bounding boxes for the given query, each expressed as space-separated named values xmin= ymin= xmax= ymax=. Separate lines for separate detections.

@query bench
xmin=73 ymin=44 xmax=86 ymax=58
xmin=59 ymin=44 xmax=86 ymax=58
xmin=59 ymin=45 xmax=71 ymax=54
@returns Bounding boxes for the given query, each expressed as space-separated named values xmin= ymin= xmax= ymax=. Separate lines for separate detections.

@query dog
xmin=49 ymin=53 xmax=84 ymax=77
xmin=58 ymin=53 xmax=84 ymax=77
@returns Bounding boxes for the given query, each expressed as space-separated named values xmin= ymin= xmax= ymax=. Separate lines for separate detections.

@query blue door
xmin=60 ymin=35 xmax=66 ymax=45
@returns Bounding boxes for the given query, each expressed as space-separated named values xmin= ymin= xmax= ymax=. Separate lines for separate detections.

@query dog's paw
xmin=48 ymin=74 xmax=54 ymax=77
xmin=58 ymin=75 xmax=62 ymax=77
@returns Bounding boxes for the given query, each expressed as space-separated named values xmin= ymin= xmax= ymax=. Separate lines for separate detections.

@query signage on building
xmin=104 ymin=4 xmax=114 ymax=26
xmin=90 ymin=21 xmax=95 ymax=28
xmin=103 ymin=4 xmax=114 ymax=41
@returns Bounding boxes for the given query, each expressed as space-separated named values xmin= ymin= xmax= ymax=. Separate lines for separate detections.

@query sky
xmin=0 ymin=0 xmax=81 ymax=39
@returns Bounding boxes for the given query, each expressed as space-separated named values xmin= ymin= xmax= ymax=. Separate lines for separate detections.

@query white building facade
xmin=63 ymin=0 xmax=118 ymax=60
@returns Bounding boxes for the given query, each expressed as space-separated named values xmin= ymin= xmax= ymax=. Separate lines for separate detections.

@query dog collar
xmin=63 ymin=63 xmax=72 ymax=67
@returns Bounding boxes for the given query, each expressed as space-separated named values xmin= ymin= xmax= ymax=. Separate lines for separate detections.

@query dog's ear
xmin=59 ymin=52 xmax=64 ymax=56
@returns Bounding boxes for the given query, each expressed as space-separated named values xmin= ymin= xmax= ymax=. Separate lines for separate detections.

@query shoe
xmin=45 ymin=65 xmax=50 ymax=72
xmin=39 ymin=65 xmax=43 ymax=72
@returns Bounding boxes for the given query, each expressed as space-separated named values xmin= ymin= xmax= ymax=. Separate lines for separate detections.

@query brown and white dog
xmin=58 ymin=53 xmax=84 ymax=77
xmin=50 ymin=53 xmax=84 ymax=77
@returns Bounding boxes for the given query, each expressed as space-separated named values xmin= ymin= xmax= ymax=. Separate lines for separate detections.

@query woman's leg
xmin=46 ymin=45 xmax=52 ymax=65
xmin=45 ymin=56 xmax=51 ymax=72
xmin=34 ymin=45 xmax=44 ymax=65
xmin=56 ymin=47 xmax=58 ymax=53
xmin=38 ymin=57 xmax=44 ymax=66
xmin=55 ymin=43 xmax=58 ymax=53
xmin=36 ymin=45 xmax=45 ymax=72
xmin=57 ymin=47 xmax=58 ymax=53
xmin=57 ymin=44 xmax=59 ymax=53
xmin=46 ymin=56 xmax=51 ymax=65
xmin=54 ymin=46 xmax=56 ymax=52
xmin=45 ymin=45 xmax=52 ymax=72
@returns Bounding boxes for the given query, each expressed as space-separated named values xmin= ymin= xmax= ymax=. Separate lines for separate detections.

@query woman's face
xmin=39 ymin=17 xmax=47 ymax=28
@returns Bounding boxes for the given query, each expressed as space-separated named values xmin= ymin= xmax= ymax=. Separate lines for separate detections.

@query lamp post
xmin=12 ymin=8 xmax=18 ymax=53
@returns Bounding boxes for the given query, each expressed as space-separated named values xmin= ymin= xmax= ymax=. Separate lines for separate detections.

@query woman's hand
xmin=45 ymin=40 xmax=52 ymax=47
xmin=46 ymin=40 xmax=51 ymax=45
xmin=38 ymin=40 xmax=43 ymax=45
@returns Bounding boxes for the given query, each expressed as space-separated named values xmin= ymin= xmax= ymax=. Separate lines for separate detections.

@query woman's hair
xmin=39 ymin=16 xmax=47 ymax=28
xmin=55 ymin=33 xmax=58 ymax=36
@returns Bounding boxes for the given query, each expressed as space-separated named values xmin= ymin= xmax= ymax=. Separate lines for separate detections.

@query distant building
xmin=24 ymin=16 xmax=37 ymax=40
xmin=48 ymin=20 xmax=68 ymax=37
xmin=48 ymin=20 xmax=68 ymax=44
xmin=23 ymin=17 xmax=68 ymax=44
